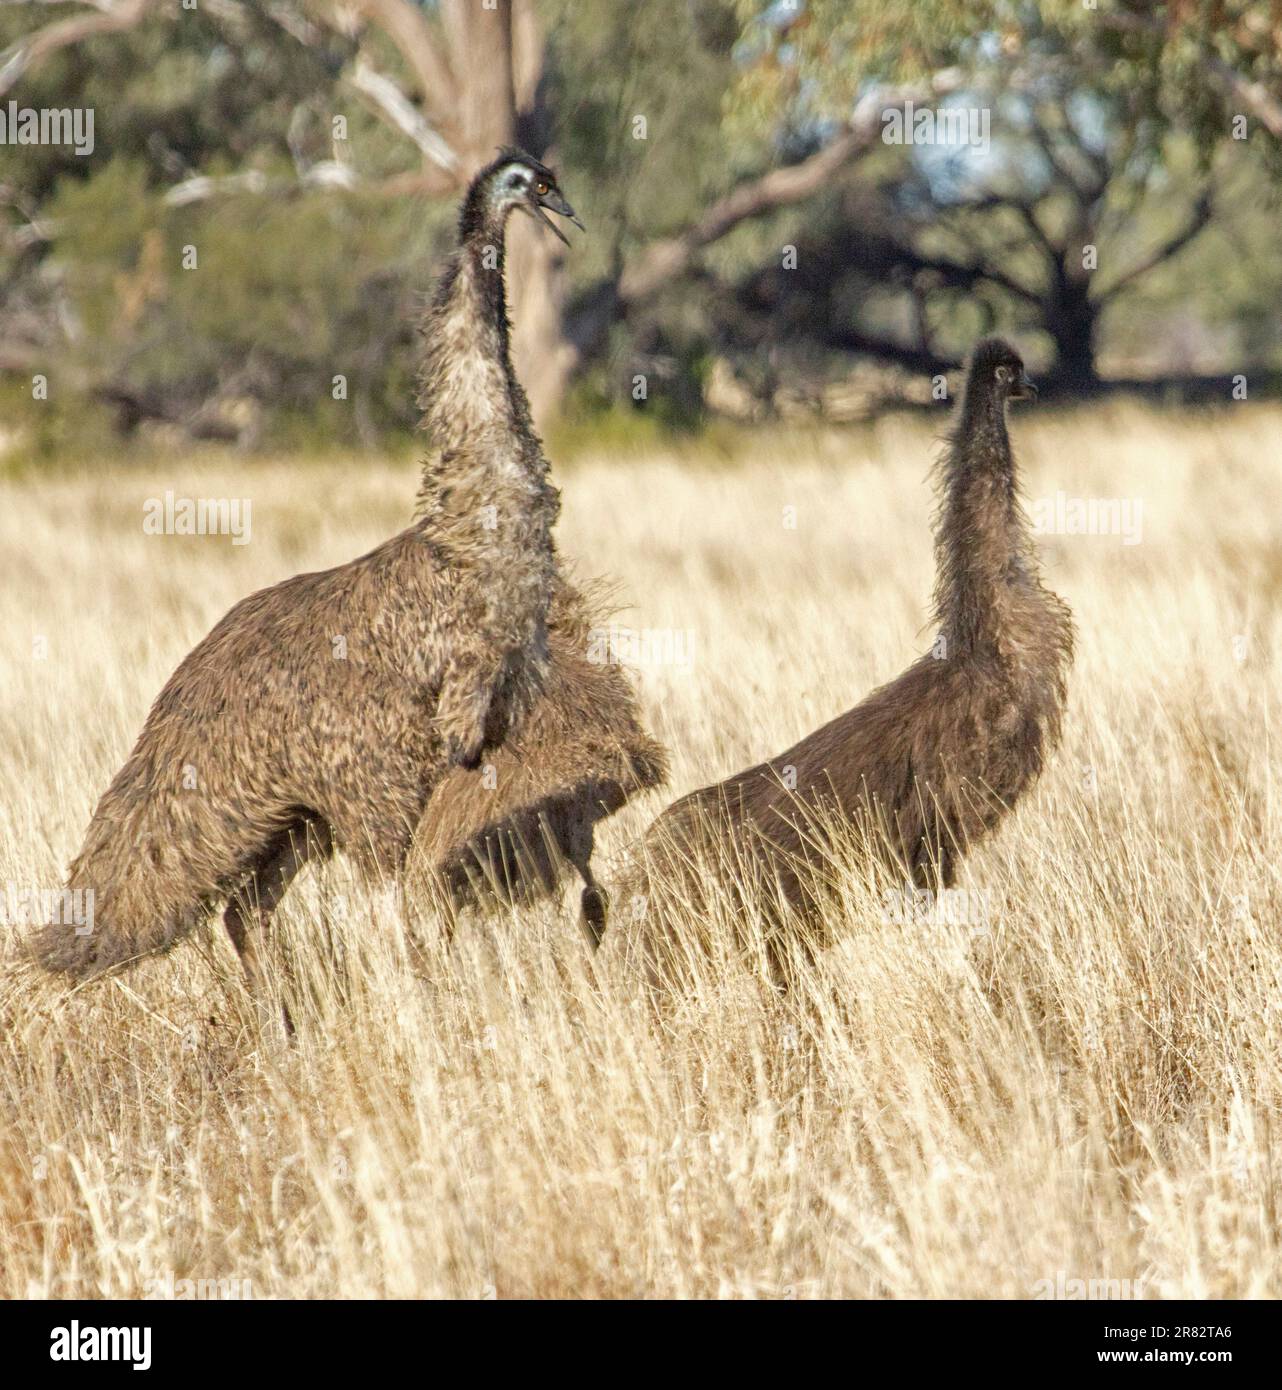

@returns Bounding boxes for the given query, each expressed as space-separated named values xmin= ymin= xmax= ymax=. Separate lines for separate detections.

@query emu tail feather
xmin=29 ymin=797 xmax=212 ymax=979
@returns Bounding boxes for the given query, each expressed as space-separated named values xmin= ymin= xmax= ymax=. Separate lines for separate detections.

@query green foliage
xmin=40 ymin=159 xmax=442 ymax=445
xmin=728 ymin=0 xmax=1278 ymax=163
xmin=0 ymin=3 xmax=443 ymax=450
xmin=0 ymin=378 xmax=121 ymax=473
xmin=544 ymin=0 xmax=744 ymax=271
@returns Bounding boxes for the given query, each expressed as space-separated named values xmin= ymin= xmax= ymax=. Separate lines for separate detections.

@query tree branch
xmin=1029 ymin=110 xmax=1105 ymax=203
xmin=161 ymin=162 xmax=457 ymax=206
xmin=927 ymin=189 xmax=1056 ymax=293
xmin=1098 ymin=8 xmax=1282 ymax=139
xmin=820 ymin=326 xmax=960 ymax=379
xmin=1206 ymin=56 xmax=1282 ymax=140
xmin=1013 ymin=199 xmax=1058 ymax=266
xmin=865 ymin=230 xmax=1044 ymax=306
xmin=616 ymin=74 xmax=961 ymax=305
xmin=321 ymin=0 xmax=459 ymax=129
xmin=1094 ymin=188 xmax=1214 ymax=302
xmin=0 ymin=0 xmax=157 ymax=98
xmin=348 ymin=57 xmax=459 ymax=174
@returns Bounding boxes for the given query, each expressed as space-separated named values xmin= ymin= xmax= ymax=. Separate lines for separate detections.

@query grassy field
xmin=1 ymin=400 xmax=1279 ymax=1299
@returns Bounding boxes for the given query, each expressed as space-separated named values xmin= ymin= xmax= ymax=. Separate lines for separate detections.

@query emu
xmin=410 ymin=575 xmax=668 ymax=944
xmin=31 ymin=150 xmax=582 ymax=1002
xmin=620 ymin=338 xmax=1074 ymax=948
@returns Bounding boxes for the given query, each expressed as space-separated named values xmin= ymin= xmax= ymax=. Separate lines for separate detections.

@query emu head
xmin=969 ymin=338 xmax=1037 ymax=403
xmin=477 ymin=148 xmax=584 ymax=244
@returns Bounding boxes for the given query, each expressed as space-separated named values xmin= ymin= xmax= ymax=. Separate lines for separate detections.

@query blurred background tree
xmin=0 ymin=0 xmax=1277 ymax=456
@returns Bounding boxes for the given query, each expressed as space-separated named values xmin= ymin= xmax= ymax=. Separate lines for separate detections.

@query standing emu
xmin=31 ymin=150 xmax=582 ymax=994
xmin=622 ymin=338 xmax=1074 ymax=943
xmin=410 ymin=574 xmax=668 ymax=945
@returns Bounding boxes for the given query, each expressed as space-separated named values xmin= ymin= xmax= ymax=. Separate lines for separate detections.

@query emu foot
xmin=580 ymin=883 xmax=608 ymax=951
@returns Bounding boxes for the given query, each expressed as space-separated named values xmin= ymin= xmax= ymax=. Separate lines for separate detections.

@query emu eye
xmin=535 ymin=180 xmax=549 ymax=196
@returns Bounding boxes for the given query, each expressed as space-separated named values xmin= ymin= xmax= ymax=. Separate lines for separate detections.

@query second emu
xmin=31 ymin=152 xmax=581 ymax=997
xmin=622 ymin=338 xmax=1074 ymax=949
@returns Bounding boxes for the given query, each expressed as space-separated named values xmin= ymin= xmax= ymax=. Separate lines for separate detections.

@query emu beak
xmin=1013 ymin=371 xmax=1038 ymax=401
xmin=529 ymin=189 xmax=584 ymax=245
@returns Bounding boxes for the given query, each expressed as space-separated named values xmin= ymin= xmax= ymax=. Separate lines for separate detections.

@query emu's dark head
xmin=969 ymin=338 xmax=1037 ymax=403
xmin=476 ymin=148 xmax=584 ymax=244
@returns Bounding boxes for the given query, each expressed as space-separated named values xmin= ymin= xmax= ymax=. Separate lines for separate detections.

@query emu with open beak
xmin=527 ymin=186 xmax=585 ymax=245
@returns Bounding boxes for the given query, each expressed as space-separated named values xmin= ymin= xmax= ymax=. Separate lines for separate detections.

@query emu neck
xmin=933 ymin=393 xmax=1032 ymax=656
xmin=418 ymin=208 xmax=523 ymax=453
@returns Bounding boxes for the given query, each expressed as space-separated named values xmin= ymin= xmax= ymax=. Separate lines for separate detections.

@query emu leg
xmin=579 ymin=871 xmax=608 ymax=951
xmin=909 ymin=826 xmax=958 ymax=893
xmin=225 ymin=817 xmax=333 ymax=1034
xmin=566 ymin=821 xmax=608 ymax=951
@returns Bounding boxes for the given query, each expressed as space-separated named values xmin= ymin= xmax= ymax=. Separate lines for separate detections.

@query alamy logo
xmin=143 ymin=1271 xmax=254 ymax=1300
xmin=143 ymin=491 xmax=252 ymax=545
xmin=882 ymin=102 xmax=990 ymax=149
xmin=1032 ymin=1269 xmax=1153 ymax=1300
xmin=0 ymin=882 xmax=93 ymax=935
xmin=587 ymin=625 xmax=696 ymax=670
xmin=881 ymin=882 xmax=991 ymax=928
xmin=0 ymin=102 xmax=94 ymax=156
xmin=1030 ymin=492 xmax=1144 ymax=546
xmin=49 ymin=1322 xmax=151 ymax=1370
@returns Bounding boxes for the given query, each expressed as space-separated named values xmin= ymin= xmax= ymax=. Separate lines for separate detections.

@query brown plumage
xmin=409 ymin=574 xmax=668 ymax=943
xmin=619 ymin=338 xmax=1074 ymax=950
xmin=30 ymin=151 xmax=581 ymax=991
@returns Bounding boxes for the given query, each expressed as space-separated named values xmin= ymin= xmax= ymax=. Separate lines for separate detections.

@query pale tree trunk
xmin=442 ymin=0 xmax=575 ymax=428
xmin=507 ymin=223 xmax=580 ymax=427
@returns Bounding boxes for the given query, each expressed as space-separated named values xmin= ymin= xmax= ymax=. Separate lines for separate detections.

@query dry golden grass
xmin=1 ymin=400 xmax=1279 ymax=1299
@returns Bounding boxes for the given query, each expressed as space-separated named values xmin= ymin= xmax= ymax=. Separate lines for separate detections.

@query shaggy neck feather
xmin=415 ymin=194 xmax=548 ymax=544
xmin=933 ymin=389 xmax=1033 ymax=656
